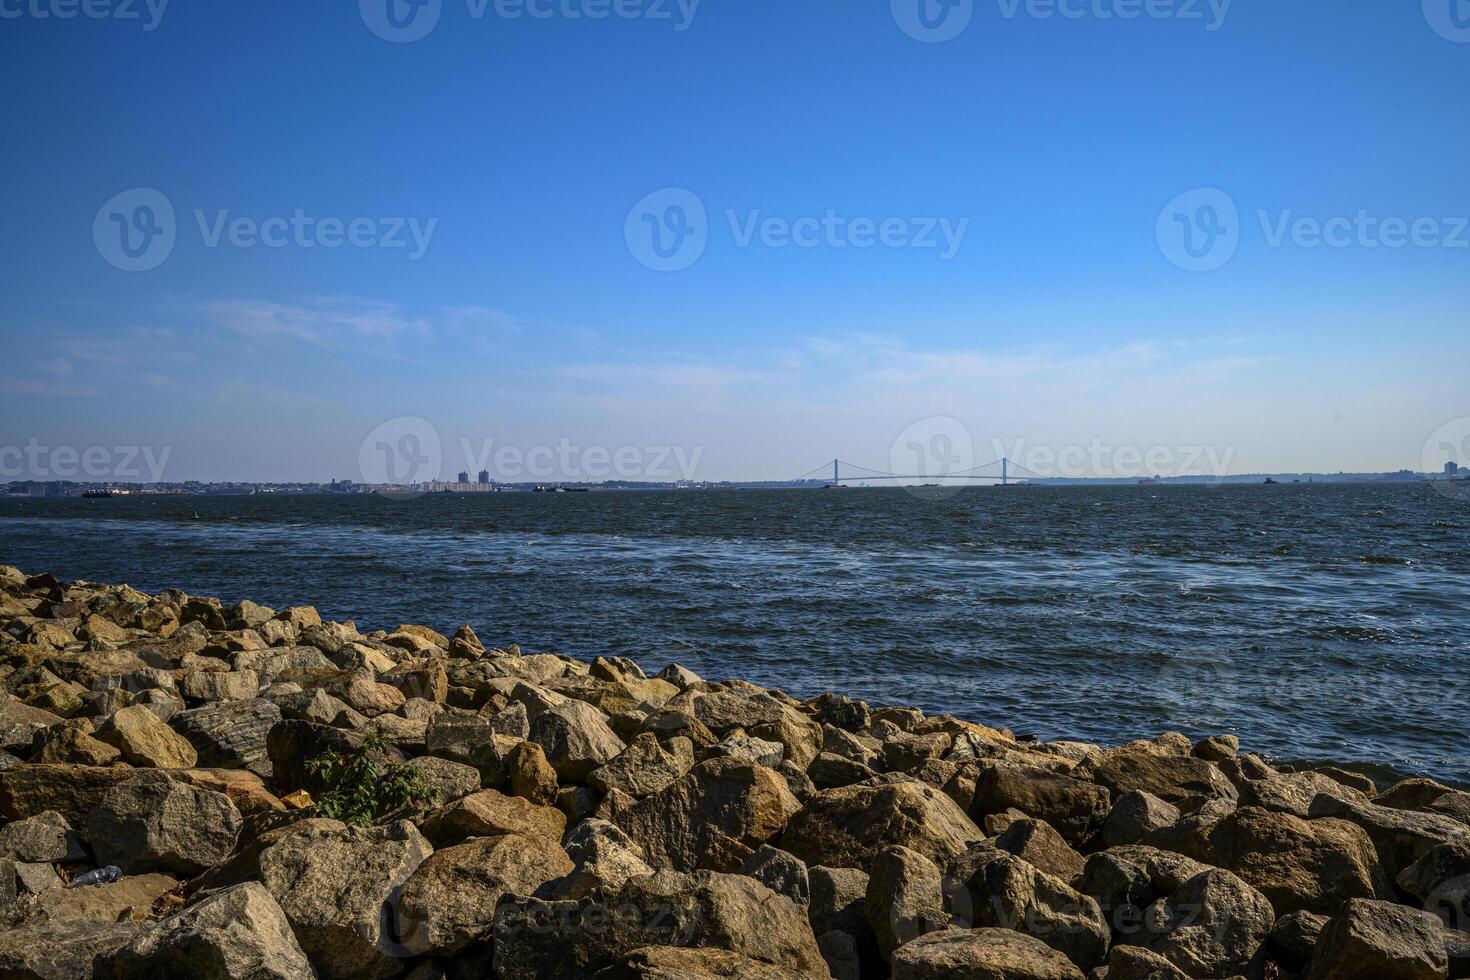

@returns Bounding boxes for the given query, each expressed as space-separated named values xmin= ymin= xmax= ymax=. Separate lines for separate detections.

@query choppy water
xmin=2 ymin=484 xmax=1468 ymax=783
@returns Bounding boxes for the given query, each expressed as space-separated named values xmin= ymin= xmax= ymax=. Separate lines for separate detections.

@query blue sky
xmin=1 ymin=0 xmax=1467 ymax=483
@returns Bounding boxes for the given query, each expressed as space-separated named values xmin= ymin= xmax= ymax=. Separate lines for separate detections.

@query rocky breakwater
xmin=0 ymin=565 xmax=1468 ymax=979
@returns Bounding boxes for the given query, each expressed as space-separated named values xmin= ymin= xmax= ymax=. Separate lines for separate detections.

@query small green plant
xmin=305 ymin=734 xmax=437 ymax=827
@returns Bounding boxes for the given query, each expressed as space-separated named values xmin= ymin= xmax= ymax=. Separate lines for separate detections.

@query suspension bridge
xmin=792 ymin=457 xmax=1049 ymax=487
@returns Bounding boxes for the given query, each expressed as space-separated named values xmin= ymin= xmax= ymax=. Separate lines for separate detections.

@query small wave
xmin=1355 ymin=555 xmax=1413 ymax=566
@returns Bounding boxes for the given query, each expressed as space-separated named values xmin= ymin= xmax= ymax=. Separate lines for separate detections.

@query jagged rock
xmin=1239 ymin=770 xmax=1367 ymax=818
xmin=1270 ymin=910 xmax=1328 ymax=970
xmin=258 ymin=819 xmax=432 ymax=980
xmin=783 ymin=780 xmax=982 ymax=872
xmin=398 ymin=833 xmax=572 ymax=956
xmin=0 ymin=763 xmax=136 ymax=825
xmin=615 ymin=757 xmax=800 ymax=873
xmin=529 ymin=699 xmax=627 ymax=782
xmin=655 ymin=663 xmax=703 ymax=689
xmin=172 ymin=699 xmax=280 ymax=776
xmin=556 ymin=818 xmax=655 ymax=899
xmin=1103 ymin=944 xmax=1192 ymax=979
xmin=1073 ymin=745 xmax=1237 ymax=805
xmin=88 ymin=770 xmax=242 ymax=875
xmin=0 ymin=810 xmax=89 ymax=863
xmin=94 ymin=705 xmax=197 ymax=769
xmin=1306 ymin=898 xmax=1449 ymax=980
xmin=960 ymin=849 xmax=1110 ymax=971
xmin=417 ymin=788 xmax=566 ymax=848
xmin=1104 ymin=791 xmax=1182 ymax=847
xmin=995 ymin=817 xmax=1086 ymax=882
xmin=1190 ymin=734 xmax=1239 ymax=762
xmin=492 ymin=870 xmax=828 ymax=978
xmin=1398 ymin=841 xmax=1470 ymax=910
xmin=0 ymin=920 xmax=147 ymax=980
xmin=809 ymin=752 xmax=879 ymax=790
xmin=865 ymin=845 xmax=948 ymax=961
xmin=711 ymin=734 xmax=785 ymax=769
xmin=961 ymin=763 xmax=1112 ymax=845
xmin=1309 ymin=794 xmax=1470 ymax=882
xmin=1139 ymin=868 xmax=1275 ymax=978
xmin=591 ymin=945 xmax=797 ymax=978
xmin=1150 ymin=805 xmax=1390 ymax=915
xmin=587 ymin=732 xmax=693 ymax=800
xmin=448 ymin=624 xmax=484 ymax=658
xmin=504 ymin=739 xmax=558 ymax=806
xmin=402 ymin=755 xmax=479 ymax=806
xmin=737 ymin=845 xmax=810 ymax=908
xmin=33 ymin=723 xmax=125 ymax=766
xmin=889 ymin=927 xmax=1087 ymax=979
xmin=177 ymin=668 xmax=260 ymax=703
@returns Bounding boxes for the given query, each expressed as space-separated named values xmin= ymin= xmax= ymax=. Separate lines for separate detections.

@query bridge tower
xmin=1002 ymin=457 xmax=1007 ymax=486
xmin=833 ymin=459 xmax=839 ymax=485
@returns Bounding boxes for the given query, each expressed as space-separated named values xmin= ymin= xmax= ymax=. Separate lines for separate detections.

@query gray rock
xmin=711 ymin=735 xmax=785 ymax=769
xmin=737 ymin=845 xmax=810 ymax=908
xmin=783 ymin=780 xmax=982 ymax=872
xmin=528 ymin=699 xmax=626 ymax=783
xmin=960 ymin=850 xmax=1110 ymax=972
xmin=1140 ymin=868 xmax=1274 ymax=978
xmin=493 ymin=870 xmax=828 ymax=978
xmin=555 ymin=818 xmax=655 ymax=899
xmin=397 ymin=834 xmax=572 ymax=956
xmin=587 ymin=732 xmax=693 ymax=798
xmin=257 ymin=819 xmax=433 ymax=980
xmin=93 ymin=882 xmax=312 ymax=980
xmin=865 ymin=845 xmax=948 ymax=962
xmin=890 ymin=928 xmax=1086 ymax=979
xmin=87 ymin=770 xmax=242 ymax=875
xmin=1306 ymin=898 xmax=1449 ymax=980
xmin=0 ymin=810 xmax=89 ymax=864
xmin=1103 ymin=790 xmax=1182 ymax=847
xmin=172 ymin=699 xmax=280 ymax=776
xmin=0 ymin=920 xmax=147 ymax=980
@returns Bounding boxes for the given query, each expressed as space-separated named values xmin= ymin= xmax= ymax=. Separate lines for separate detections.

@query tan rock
xmin=94 ymin=705 xmax=198 ymax=769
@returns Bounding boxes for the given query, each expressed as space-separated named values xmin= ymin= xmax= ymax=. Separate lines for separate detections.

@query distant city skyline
xmin=2 ymin=2 xmax=1467 ymax=483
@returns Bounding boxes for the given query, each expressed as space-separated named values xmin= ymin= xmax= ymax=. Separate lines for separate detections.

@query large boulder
xmin=172 ymin=699 xmax=280 ymax=776
xmin=528 ymin=699 xmax=626 ymax=782
xmin=1138 ymin=868 xmax=1275 ymax=978
xmin=1151 ymin=805 xmax=1390 ymax=915
xmin=588 ymin=732 xmax=694 ymax=798
xmin=1072 ymin=746 xmax=1236 ymax=805
xmin=614 ymin=757 xmax=800 ymax=872
xmin=0 ymin=810 xmax=89 ymax=863
xmin=959 ymin=850 xmax=1110 ymax=972
xmin=0 ymin=921 xmax=147 ymax=980
xmin=961 ymin=764 xmax=1111 ymax=845
xmin=1309 ymin=794 xmax=1470 ymax=883
xmin=87 ymin=770 xmax=242 ymax=875
xmin=783 ymin=780 xmax=982 ymax=872
xmin=397 ymin=833 xmax=572 ymax=956
xmin=0 ymin=764 xmax=137 ymax=825
xmin=94 ymin=705 xmax=198 ymax=769
xmin=257 ymin=819 xmax=433 ymax=980
xmin=865 ymin=845 xmax=948 ymax=962
xmin=26 ymin=872 xmax=180 ymax=926
xmin=555 ymin=818 xmax=656 ymax=899
xmin=93 ymin=882 xmax=312 ymax=980
xmin=492 ymin=870 xmax=828 ymax=978
xmin=890 ymin=928 xmax=1087 ymax=979
xmin=1306 ymin=898 xmax=1449 ymax=980
xmin=417 ymin=788 xmax=566 ymax=848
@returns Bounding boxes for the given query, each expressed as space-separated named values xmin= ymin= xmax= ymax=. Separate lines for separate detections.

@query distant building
xmin=1447 ymin=461 xmax=1460 ymax=477
xmin=457 ymin=471 xmax=470 ymax=484
xmin=478 ymin=469 xmax=490 ymax=484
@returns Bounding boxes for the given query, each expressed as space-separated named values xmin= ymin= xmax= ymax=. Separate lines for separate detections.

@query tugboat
xmin=1264 ymin=477 xmax=1280 ymax=485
